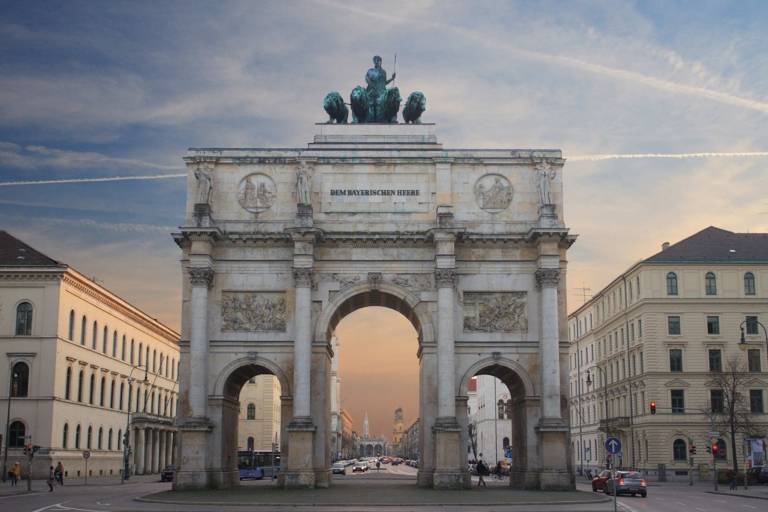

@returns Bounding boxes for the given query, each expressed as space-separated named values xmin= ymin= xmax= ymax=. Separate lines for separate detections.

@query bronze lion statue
xmin=323 ymin=91 xmax=348 ymax=124
xmin=403 ymin=91 xmax=426 ymax=124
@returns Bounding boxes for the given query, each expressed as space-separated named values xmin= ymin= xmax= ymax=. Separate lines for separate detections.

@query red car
xmin=591 ymin=470 xmax=612 ymax=492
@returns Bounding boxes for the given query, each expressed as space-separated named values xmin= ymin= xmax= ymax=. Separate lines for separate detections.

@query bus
xmin=237 ymin=450 xmax=281 ymax=480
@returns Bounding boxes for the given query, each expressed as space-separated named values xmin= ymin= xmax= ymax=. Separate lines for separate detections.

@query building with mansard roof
xmin=0 ymin=231 xmax=179 ymax=479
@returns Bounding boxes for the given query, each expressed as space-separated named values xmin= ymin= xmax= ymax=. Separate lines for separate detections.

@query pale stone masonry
xmin=568 ymin=227 xmax=768 ymax=480
xmin=0 ymin=231 xmax=179 ymax=479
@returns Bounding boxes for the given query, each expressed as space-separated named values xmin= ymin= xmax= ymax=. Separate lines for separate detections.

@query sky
xmin=1 ymin=0 xmax=767 ymax=436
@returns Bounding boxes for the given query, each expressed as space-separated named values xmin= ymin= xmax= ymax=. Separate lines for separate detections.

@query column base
xmin=281 ymin=418 xmax=317 ymax=489
xmin=510 ymin=468 xmax=539 ymax=489
xmin=174 ymin=419 xmax=213 ymax=490
xmin=432 ymin=417 xmax=465 ymax=490
xmin=536 ymin=417 xmax=574 ymax=491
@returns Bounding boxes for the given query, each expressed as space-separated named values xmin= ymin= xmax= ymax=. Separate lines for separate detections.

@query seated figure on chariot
xmin=351 ymin=55 xmax=401 ymax=123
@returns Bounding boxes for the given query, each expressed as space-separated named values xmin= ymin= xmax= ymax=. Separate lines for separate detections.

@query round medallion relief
xmin=474 ymin=173 xmax=513 ymax=213
xmin=237 ymin=173 xmax=277 ymax=213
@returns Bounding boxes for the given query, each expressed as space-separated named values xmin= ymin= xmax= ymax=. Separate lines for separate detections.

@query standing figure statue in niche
xmin=194 ymin=162 xmax=213 ymax=205
xmin=351 ymin=56 xmax=401 ymax=123
xmin=296 ymin=162 xmax=312 ymax=205
xmin=535 ymin=159 xmax=556 ymax=206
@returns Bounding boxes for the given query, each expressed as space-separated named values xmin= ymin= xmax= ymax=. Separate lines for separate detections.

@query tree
xmin=708 ymin=357 xmax=767 ymax=475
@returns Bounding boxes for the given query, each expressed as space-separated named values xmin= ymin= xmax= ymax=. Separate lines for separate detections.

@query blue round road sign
xmin=605 ymin=437 xmax=621 ymax=454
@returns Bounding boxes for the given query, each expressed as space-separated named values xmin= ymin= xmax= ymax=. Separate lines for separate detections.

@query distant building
xmin=0 ymin=232 xmax=179 ymax=479
xmin=400 ymin=418 xmax=420 ymax=460
xmin=329 ymin=336 xmax=341 ymax=459
xmin=392 ymin=407 xmax=404 ymax=448
xmin=237 ymin=375 xmax=280 ymax=452
xmin=568 ymin=227 xmax=768 ymax=480
xmin=340 ymin=409 xmax=353 ymax=459
xmin=468 ymin=375 xmax=512 ymax=464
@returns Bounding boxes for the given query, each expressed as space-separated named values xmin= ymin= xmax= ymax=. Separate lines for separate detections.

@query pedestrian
xmin=476 ymin=454 xmax=487 ymax=487
xmin=729 ymin=475 xmax=737 ymax=491
xmin=55 ymin=462 xmax=64 ymax=486
xmin=495 ymin=460 xmax=503 ymax=480
xmin=10 ymin=462 xmax=21 ymax=486
xmin=46 ymin=466 xmax=55 ymax=492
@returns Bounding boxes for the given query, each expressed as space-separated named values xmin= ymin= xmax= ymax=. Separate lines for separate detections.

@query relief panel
xmin=221 ymin=291 xmax=287 ymax=332
xmin=462 ymin=292 xmax=527 ymax=332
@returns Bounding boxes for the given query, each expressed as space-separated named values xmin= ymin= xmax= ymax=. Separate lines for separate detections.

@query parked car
xmin=331 ymin=462 xmax=347 ymax=474
xmin=352 ymin=461 xmax=369 ymax=472
xmin=604 ymin=471 xmax=647 ymax=497
xmin=160 ymin=464 xmax=176 ymax=482
xmin=591 ymin=470 xmax=612 ymax=492
xmin=747 ymin=466 xmax=768 ymax=484
xmin=391 ymin=458 xmax=401 ymax=466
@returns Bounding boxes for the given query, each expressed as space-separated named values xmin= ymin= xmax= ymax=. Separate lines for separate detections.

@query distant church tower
xmin=363 ymin=411 xmax=370 ymax=439
xmin=393 ymin=407 xmax=404 ymax=445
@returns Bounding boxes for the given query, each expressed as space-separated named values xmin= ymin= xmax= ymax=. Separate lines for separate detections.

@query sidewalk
xmin=0 ymin=473 xmax=164 ymax=497
xmin=708 ymin=483 xmax=768 ymax=500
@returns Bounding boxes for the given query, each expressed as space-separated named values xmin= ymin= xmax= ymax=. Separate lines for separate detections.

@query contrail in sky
xmin=0 ymin=152 xmax=766 ymax=187
xmin=317 ymin=0 xmax=768 ymax=114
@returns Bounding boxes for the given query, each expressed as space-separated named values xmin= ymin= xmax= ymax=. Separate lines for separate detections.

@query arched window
xmin=502 ymin=436 xmax=510 ymax=449
xmin=75 ymin=424 xmax=81 ymax=448
xmin=130 ymin=339 xmax=134 ymax=364
xmin=89 ymin=373 xmax=95 ymax=404
xmin=9 ymin=421 xmax=26 ymax=447
xmin=87 ymin=426 xmax=93 ymax=449
xmin=138 ymin=342 xmax=143 ymax=366
xmin=65 ymin=367 xmax=72 ymax=400
xmin=128 ymin=385 xmax=133 ymax=412
xmin=705 ymin=272 xmax=717 ymax=295
xmin=109 ymin=380 xmax=115 ymax=408
xmin=745 ymin=272 xmax=756 ymax=295
xmin=171 ymin=359 xmax=176 ymax=380
xmin=15 ymin=302 xmax=33 ymax=336
xmin=497 ymin=399 xmax=505 ymax=419
xmin=119 ymin=382 xmax=125 ymax=410
xmin=117 ymin=429 xmax=122 ymax=450
xmin=151 ymin=391 xmax=156 ymax=414
xmin=102 ymin=326 xmax=108 ymax=353
xmin=113 ymin=331 xmax=118 ymax=357
xmin=92 ymin=320 xmax=98 ymax=349
xmin=108 ymin=428 xmax=113 ymax=450
xmin=122 ymin=335 xmax=126 ymax=360
xmin=673 ymin=439 xmax=687 ymax=461
xmin=99 ymin=376 xmax=106 ymax=406
xmin=62 ymin=423 xmax=69 ymax=449
xmin=97 ymin=427 xmax=103 ymax=449
xmin=11 ymin=362 xmax=29 ymax=397
xmin=159 ymin=354 xmax=164 ymax=375
xmin=146 ymin=346 xmax=150 ymax=370
xmin=666 ymin=272 xmax=678 ymax=296
xmin=247 ymin=437 xmax=255 ymax=451
xmin=716 ymin=439 xmax=727 ymax=460
xmin=247 ymin=403 xmax=256 ymax=420
xmin=77 ymin=370 xmax=84 ymax=402
xmin=80 ymin=315 xmax=87 ymax=345
xmin=68 ymin=310 xmax=75 ymax=340
xmin=153 ymin=349 xmax=157 ymax=372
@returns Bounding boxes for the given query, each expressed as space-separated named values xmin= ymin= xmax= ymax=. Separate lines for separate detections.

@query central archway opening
xmin=326 ymin=289 xmax=422 ymax=483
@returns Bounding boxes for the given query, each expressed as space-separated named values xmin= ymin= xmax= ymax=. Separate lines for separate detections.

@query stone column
xmin=165 ymin=432 xmax=172 ymax=469
xmin=159 ymin=430 xmax=166 ymax=470
xmin=283 ymin=267 xmax=317 ymax=488
xmin=153 ymin=429 xmax=161 ymax=473
xmin=188 ymin=267 xmax=214 ymax=418
xmin=536 ymin=268 xmax=562 ymax=420
xmin=136 ymin=428 xmax=145 ymax=475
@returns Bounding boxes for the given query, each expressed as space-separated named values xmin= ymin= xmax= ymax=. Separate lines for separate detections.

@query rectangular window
xmin=710 ymin=389 xmax=724 ymax=413
xmin=748 ymin=349 xmax=762 ymax=372
xmin=668 ymin=316 xmax=681 ymax=335
xmin=707 ymin=316 xmax=720 ymax=335
xmin=750 ymin=390 xmax=764 ymax=414
xmin=630 ymin=324 xmax=635 ymax=341
xmin=746 ymin=316 xmax=759 ymax=335
xmin=638 ymin=319 xmax=643 ymax=337
xmin=671 ymin=389 xmax=685 ymax=413
xmin=708 ymin=349 xmax=722 ymax=372
xmin=640 ymin=351 xmax=644 ymax=373
xmin=669 ymin=349 xmax=683 ymax=372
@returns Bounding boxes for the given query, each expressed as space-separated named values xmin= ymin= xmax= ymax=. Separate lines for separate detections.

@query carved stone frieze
xmin=221 ymin=292 xmax=286 ymax=332
xmin=434 ymin=268 xmax=456 ymax=288
xmin=535 ymin=268 xmax=560 ymax=288
xmin=318 ymin=273 xmax=362 ymax=289
xmin=463 ymin=292 xmax=528 ymax=333
xmin=188 ymin=267 xmax=214 ymax=288
xmin=367 ymin=272 xmax=382 ymax=289
xmin=293 ymin=268 xmax=313 ymax=288
xmin=390 ymin=273 xmax=434 ymax=292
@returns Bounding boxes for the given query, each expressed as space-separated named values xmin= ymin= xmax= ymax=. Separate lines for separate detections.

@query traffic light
xmin=712 ymin=442 xmax=718 ymax=456
xmin=706 ymin=445 xmax=712 ymax=454
xmin=690 ymin=445 xmax=696 ymax=455
xmin=649 ymin=401 xmax=656 ymax=415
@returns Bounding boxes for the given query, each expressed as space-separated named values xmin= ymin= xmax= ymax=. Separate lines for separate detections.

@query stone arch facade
xmin=173 ymin=123 xmax=575 ymax=491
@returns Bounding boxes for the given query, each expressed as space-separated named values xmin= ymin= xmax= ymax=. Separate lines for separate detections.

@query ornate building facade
xmin=237 ymin=375 xmax=280 ymax=452
xmin=568 ymin=227 xmax=768 ymax=479
xmin=0 ymin=232 xmax=179 ymax=479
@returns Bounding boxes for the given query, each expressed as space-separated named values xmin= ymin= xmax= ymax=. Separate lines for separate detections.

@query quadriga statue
xmin=323 ymin=55 xmax=426 ymax=124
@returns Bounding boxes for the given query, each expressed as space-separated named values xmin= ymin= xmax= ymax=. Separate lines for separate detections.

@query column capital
xmin=188 ymin=267 xmax=214 ymax=288
xmin=293 ymin=268 xmax=313 ymax=288
xmin=535 ymin=268 xmax=560 ymax=289
xmin=434 ymin=268 xmax=457 ymax=288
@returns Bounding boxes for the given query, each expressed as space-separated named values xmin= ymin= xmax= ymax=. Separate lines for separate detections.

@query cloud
xmin=569 ymin=151 xmax=768 ymax=162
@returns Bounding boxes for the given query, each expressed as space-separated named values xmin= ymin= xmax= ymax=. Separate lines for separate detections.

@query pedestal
xmin=536 ymin=418 xmax=573 ymax=490
xmin=173 ymin=419 xmax=213 ymax=490
xmin=282 ymin=419 xmax=316 ymax=488
xmin=432 ymin=418 xmax=465 ymax=489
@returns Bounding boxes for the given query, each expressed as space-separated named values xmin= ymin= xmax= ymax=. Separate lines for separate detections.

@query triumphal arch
xmin=173 ymin=61 xmax=575 ymax=492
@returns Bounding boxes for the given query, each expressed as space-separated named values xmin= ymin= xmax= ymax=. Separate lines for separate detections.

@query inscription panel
xmin=221 ymin=292 xmax=287 ymax=332
xmin=462 ymin=292 xmax=528 ymax=333
xmin=320 ymin=173 xmax=431 ymax=213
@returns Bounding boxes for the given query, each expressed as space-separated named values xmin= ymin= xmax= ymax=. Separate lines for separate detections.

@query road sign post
xmin=83 ymin=450 xmax=91 ymax=485
xmin=605 ymin=437 xmax=621 ymax=512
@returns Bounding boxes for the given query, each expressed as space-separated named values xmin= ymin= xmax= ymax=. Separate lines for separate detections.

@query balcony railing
xmin=599 ymin=416 xmax=630 ymax=431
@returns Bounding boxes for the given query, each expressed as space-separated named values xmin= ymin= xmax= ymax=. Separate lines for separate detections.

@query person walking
xmin=9 ymin=462 xmax=21 ymax=486
xmin=46 ymin=466 xmax=55 ymax=492
xmin=54 ymin=462 xmax=64 ymax=486
xmin=495 ymin=460 xmax=503 ymax=480
xmin=476 ymin=454 xmax=488 ymax=487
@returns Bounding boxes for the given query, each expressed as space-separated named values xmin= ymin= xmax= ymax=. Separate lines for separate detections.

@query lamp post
xmin=739 ymin=319 xmax=768 ymax=367
xmin=122 ymin=365 xmax=148 ymax=484
xmin=2 ymin=368 xmax=20 ymax=483
xmin=586 ymin=365 xmax=610 ymax=468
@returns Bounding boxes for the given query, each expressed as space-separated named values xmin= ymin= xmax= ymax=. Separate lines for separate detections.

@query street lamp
xmin=122 ymin=364 xmax=148 ymax=484
xmin=739 ymin=319 xmax=768 ymax=369
xmin=2 ymin=368 xmax=20 ymax=483
xmin=586 ymin=365 xmax=610 ymax=469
